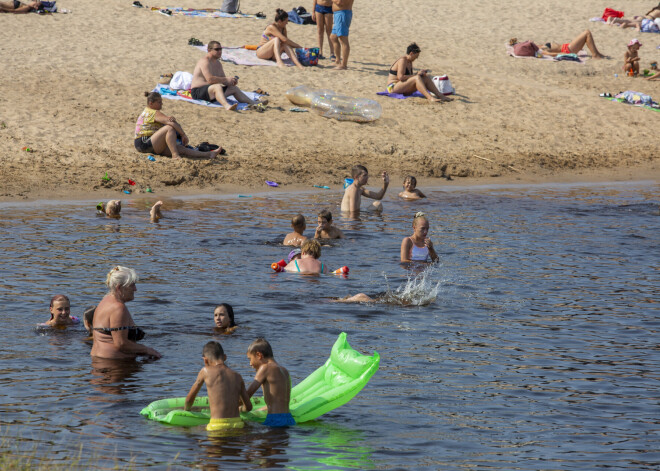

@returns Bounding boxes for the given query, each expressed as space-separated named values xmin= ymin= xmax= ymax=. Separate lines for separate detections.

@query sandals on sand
xmin=253 ymin=88 xmax=270 ymax=96
xmin=198 ymin=142 xmax=226 ymax=155
xmin=159 ymin=8 xmax=172 ymax=16
xmin=188 ymin=37 xmax=203 ymax=46
xmin=248 ymin=102 xmax=267 ymax=113
xmin=132 ymin=1 xmax=143 ymax=7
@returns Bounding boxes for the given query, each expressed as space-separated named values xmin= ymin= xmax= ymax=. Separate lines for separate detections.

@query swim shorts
xmin=331 ymin=9 xmax=352 ymax=37
xmin=263 ymin=413 xmax=296 ymax=427
xmin=13 ymin=0 xmax=20 ymax=8
xmin=134 ymin=137 xmax=154 ymax=153
xmin=206 ymin=417 xmax=245 ymax=431
xmin=190 ymin=84 xmax=225 ymax=102
xmin=560 ymin=43 xmax=571 ymax=54
xmin=314 ymin=4 xmax=332 ymax=14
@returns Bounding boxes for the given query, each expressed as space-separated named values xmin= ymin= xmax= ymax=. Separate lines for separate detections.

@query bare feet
xmin=593 ymin=54 xmax=606 ymax=60
xmin=209 ymin=149 xmax=221 ymax=159
xmin=150 ymin=201 xmax=163 ymax=222
xmin=172 ymin=153 xmax=182 ymax=160
xmin=224 ymin=103 xmax=238 ymax=111
xmin=333 ymin=65 xmax=347 ymax=70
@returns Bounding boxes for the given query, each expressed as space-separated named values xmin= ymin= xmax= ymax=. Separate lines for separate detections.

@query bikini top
xmin=94 ymin=325 xmax=145 ymax=341
xmin=409 ymin=238 xmax=429 ymax=262
xmin=294 ymin=259 xmax=324 ymax=273
xmin=389 ymin=59 xmax=413 ymax=76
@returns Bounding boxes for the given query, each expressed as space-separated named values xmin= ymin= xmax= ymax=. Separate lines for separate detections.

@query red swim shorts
xmin=561 ymin=43 xmax=571 ymax=54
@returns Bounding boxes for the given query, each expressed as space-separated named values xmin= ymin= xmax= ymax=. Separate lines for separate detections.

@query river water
xmin=0 ymin=181 xmax=658 ymax=470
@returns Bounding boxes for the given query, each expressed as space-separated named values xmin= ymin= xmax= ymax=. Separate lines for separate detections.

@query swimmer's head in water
xmin=288 ymin=248 xmax=302 ymax=262
xmin=351 ymin=164 xmax=368 ymax=180
xmin=301 ymin=239 xmax=321 ymax=259
xmin=49 ymin=295 xmax=71 ymax=323
xmin=403 ymin=176 xmax=417 ymax=190
xmin=106 ymin=200 xmax=121 ymax=216
xmin=214 ymin=303 xmax=236 ymax=328
xmin=412 ymin=211 xmax=430 ymax=237
xmin=247 ymin=337 xmax=273 ymax=364
xmin=318 ymin=209 xmax=332 ymax=223
xmin=291 ymin=214 xmax=306 ymax=230
xmin=203 ymin=341 xmax=225 ymax=362
xmin=83 ymin=305 xmax=96 ymax=332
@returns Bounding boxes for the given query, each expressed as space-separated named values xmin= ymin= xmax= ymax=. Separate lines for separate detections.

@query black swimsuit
xmin=388 ymin=60 xmax=413 ymax=76
xmin=94 ymin=325 xmax=145 ymax=341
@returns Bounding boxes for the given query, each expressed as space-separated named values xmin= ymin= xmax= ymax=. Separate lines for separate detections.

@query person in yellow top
xmin=134 ymin=92 xmax=222 ymax=159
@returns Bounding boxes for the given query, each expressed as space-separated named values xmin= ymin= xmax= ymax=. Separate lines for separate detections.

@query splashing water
xmin=382 ymin=265 xmax=443 ymax=306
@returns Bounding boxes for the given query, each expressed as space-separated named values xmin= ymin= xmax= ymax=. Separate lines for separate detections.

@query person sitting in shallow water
xmin=97 ymin=200 xmax=121 ymax=218
xmin=284 ymin=239 xmax=329 ymax=274
xmin=387 ymin=43 xmax=452 ymax=103
xmin=399 ymin=176 xmax=426 ymax=200
xmin=401 ymin=212 xmax=439 ymax=263
xmin=42 ymin=295 xmax=80 ymax=327
xmin=135 ymin=92 xmax=223 ymax=160
xmin=0 ymin=0 xmax=41 ymax=13
xmin=214 ymin=303 xmax=238 ymax=334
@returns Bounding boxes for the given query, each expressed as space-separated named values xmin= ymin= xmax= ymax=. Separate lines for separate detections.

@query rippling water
xmin=0 ymin=181 xmax=658 ymax=470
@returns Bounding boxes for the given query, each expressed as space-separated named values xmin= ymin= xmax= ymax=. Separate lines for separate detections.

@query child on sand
xmin=214 ymin=304 xmax=237 ymax=334
xmin=341 ymin=165 xmax=389 ymax=213
xmin=283 ymin=214 xmax=307 ymax=246
xmin=284 ymin=239 xmax=329 ymax=274
xmin=185 ymin=341 xmax=252 ymax=431
xmin=400 ymin=212 xmax=439 ymax=263
xmin=43 ymin=295 xmax=80 ymax=327
xmin=245 ymin=338 xmax=295 ymax=427
xmin=398 ymin=176 xmax=426 ymax=200
xmin=623 ymin=39 xmax=642 ymax=76
xmin=314 ymin=209 xmax=344 ymax=239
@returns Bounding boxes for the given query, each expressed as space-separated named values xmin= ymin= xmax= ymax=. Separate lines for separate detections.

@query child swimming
xmin=214 ymin=303 xmax=237 ymax=334
xmin=341 ymin=165 xmax=389 ymax=213
xmin=284 ymin=239 xmax=329 ymax=274
xmin=283 ymin=214 xmax=308 ymax=246
xmin=398 ymin=176 xmax=426 ymax=200
xmin=43 ymin=295 xmax=80 ymax=327
xmin=314 ymin=209 xmax=344 ymax=239
xmin=245 ymin=338 xmax=295 ymax=427
xmin=185 ymin=341 xmax=252 ymax=431
xmin=400 ymin=212 xmax=439 ymax=263
xmin=96 ymin=200 xmax=121 ymax=218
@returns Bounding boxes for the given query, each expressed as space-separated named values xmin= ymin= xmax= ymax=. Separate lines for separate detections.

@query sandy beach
xmin=0 ymin=0 xmax=658 ymax=201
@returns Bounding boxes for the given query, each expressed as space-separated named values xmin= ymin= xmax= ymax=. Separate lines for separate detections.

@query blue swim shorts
xmin=263 ymin=413 xmax=296 ymax=428
xmin=315 ymin=4 xmax=332 ymax=14
xmin=331 ymin=9 xmax=352 ymax=37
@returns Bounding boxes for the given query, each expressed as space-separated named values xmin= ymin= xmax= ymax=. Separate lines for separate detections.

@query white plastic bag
xmin=432 ymin=75 xmax=454 ymax=95
xmin=170 ymin=71 xmax=194 ymax=91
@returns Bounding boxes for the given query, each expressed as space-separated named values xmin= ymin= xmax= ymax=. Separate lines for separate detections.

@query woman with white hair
xmin=91 ymin=266 xmax=161 ymax=360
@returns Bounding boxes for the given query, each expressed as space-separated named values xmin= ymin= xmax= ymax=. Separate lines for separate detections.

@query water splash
xmin=381 ymin=265 xmax=443 ymax=306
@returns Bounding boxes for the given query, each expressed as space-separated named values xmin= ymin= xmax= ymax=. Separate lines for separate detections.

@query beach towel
xmin=152 ymin=84 xmax=262 ymax=110
xmin=149 ymin=7 xmax=260 ymax=18
xmin=602 ymin=94 xmax=660 ymax=113
xmin=506 ymin=44 xmax=588 ymax=63
xmin=377 ymin=91 xmax=425 ymax=99
xmin=193 ymin=44 xmax=293 ymax=67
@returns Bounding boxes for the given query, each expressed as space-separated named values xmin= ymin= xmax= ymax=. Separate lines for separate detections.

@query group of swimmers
xmin=41 ymin=163 xmax=441 ymax=430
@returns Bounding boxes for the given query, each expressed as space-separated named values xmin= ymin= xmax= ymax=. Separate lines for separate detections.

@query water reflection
xmin=88 ymin=357 xmax=144 ymax=397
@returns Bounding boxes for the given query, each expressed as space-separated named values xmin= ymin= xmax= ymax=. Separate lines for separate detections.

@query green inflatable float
xmin=140 ymin=332 xmax=380 ymax=426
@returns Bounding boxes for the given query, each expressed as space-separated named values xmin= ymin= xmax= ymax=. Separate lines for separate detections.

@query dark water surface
xmin=0 ymin=181 xmax=658 ymax=470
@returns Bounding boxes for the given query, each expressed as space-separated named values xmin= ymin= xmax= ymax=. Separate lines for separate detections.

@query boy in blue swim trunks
xmin=329 ymin=0 xmax=354 ymax=70
xmin=245 ymin=338 xmax=295 ymax=427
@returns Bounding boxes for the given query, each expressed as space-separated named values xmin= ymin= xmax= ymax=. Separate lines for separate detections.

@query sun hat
xmin=628 ymin=38 xmax=642 ymax=47
xmin=288 ymin=248 xmax=302 ymax=262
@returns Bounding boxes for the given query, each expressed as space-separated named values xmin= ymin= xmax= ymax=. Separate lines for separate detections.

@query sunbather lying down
xmin=511 ymin=30 xmax=607 ymax=59
xmin=0 ymin=0 xmax=41 ymax=13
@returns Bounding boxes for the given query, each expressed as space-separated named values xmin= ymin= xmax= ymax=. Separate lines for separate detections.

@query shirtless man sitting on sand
xmin=191 ymin=41 xmax=267 ymax=111
xmin=0 ymin=0 xmax=41 ymax=13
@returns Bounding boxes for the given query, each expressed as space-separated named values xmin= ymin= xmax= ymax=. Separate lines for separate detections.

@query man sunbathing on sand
xmin=0 ymin=0 xmax=41 ymax=13
xmin=192 ymin=41 xmax=267 ymax=111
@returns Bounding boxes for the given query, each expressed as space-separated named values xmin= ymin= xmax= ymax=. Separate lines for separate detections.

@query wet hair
xmin=407 ymin=42 xmax=421 ymax=54
xmin=248 ymin=338 xmax=273 ymax=358
xmin=351 ymin=165 xmax=368 ymax=179
xmin=83 ymin=305 xmax=96 ymax=332
xmin=106 ymin=200 xmax=121 ymax=215
xmin=318 ymin=209 xmax=332 ymax=222
xmin=403 ymin=175 xmax=417 ymax=188
xmin=274 ymin=8 xmax=288 ymax=22
xmin=301 ymin=239 xmax=321 ymax=259
xmin=106 ymin=266 xmax=139 ymax=291
xmin=291 ymin=214 xmax=306 ymax=229
xmin=50 ymin=294 xmax=70 ymax=307
xmin=144 ymin=91 xmax=162 ymax=104
xmin=413 ymin=211 xmax=429 ymax=226
xmin=203 ymin=341 xmax=225 ymax=360
xmin=49 ymin=295 xmax=70 ymax=320
xmin=215 ymin=303 xmax=236 ymax=327
xmin=207 ymin=40 xmax=221 ymax=51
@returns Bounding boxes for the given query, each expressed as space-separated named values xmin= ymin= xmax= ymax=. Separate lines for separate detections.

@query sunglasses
xmin=212 ymin=47 xmax=222 ymax=51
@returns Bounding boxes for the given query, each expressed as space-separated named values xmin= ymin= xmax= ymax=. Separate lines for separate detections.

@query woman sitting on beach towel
xmin=519 ymin=30 xmax=606 ymax=59
xmin=386 ymin=43 xmax=452 ymax=103
xmin=0 ymin=0 xmax=41 ymax=13
xmin=256 ymin=8 xmax=305 ymax=69
xmin=134 ymin=91 xmax=223 ymax=160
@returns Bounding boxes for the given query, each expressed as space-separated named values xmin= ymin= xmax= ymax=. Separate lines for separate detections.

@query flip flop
xmin=265 ymin=180 xmax=278 ymax=187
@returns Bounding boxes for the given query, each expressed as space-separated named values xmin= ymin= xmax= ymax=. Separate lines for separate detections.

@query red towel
xmin=602 ymin=8 xmax=624 ymax=20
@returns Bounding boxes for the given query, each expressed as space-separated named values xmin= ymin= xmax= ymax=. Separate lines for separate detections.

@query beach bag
xmin=512 ymin=40 xmax=538 ymax=57
xmin=601 ymin=7 xmax=624 ymax=21
xmin=432 ymin=75 xmax=455 ymax=95
xmin=220 ymin=0 xmax=239 ymax=13
xmin=295 ymin=47 xmax=319 ymax=66
xmin=170 ymin=71 xmax=193 ymax=90
xmin=619 ymin=90 xmax=653 ymax=105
